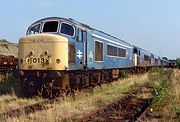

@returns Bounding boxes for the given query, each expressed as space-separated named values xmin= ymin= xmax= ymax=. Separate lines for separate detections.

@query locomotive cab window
xmin=94 ymin=41 xmax=103 ymax=62
xmin=77 ymin=29 xmax=87 ymax=42
xmin=77 ymin=28 xmax=82 ymax=42
xmin=42 ymin=21 xmax=59 ymax=33
xmin=27 ymin=24 xmax=41 ymax=35
xmin=60 ymin=23 xmax=75 ymax=37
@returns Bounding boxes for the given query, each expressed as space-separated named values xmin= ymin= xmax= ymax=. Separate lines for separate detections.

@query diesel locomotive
xmin=18 ymin=17 xmax=169 ymax=96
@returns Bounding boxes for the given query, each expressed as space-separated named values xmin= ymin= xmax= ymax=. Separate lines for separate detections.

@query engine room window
xmin=118 ymin=48 xmax=126 ymax=57
xmin=107 ymin=45 xmax=126 ymax=58
xmin=42 ymin=21 xmax=59 ymax=32
xmin=107 ymin=45 xmax=117 ymax=56
xmin=69 ymin=44 xmax=75 ymax=64
xmin=95 ymin=41 xmax=103 ymax=61
xmin=28 ymin=24 xmax=41 ymax=35
xmin=60 ymin=23 xmax=75 ymax=37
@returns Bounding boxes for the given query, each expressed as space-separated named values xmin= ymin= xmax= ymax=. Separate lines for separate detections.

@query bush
xmin=121 ymin=71 xmax=129 ymax=78
xmin=0 ymin=73 xmax=21 ymax=96
xmin=176 ymin=58 xmax=180 ymax=68
xmin=172 ymin=105 xmax=180 ymax=118
xmin=148 ymin=68 xmax=174 ymax=110
xmin=148 ymin=68 xmax=173 ymax=83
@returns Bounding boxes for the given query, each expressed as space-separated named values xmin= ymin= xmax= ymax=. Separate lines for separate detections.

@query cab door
xmin=75 ymin=28 xmax=87 ymax=70
xmin=133 ymin=47 xmax=138 ymax=66
xmin=133 ymin=47 xmax=140 ymax=67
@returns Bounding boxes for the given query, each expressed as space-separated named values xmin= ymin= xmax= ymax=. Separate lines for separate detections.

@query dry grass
xmin=165 ymin=69 xmax=180 ymax=119
xmin=0 ymin=73 xmax=44 ymax=114
xmin=0 ymin=73 xmax=21 ymax=96
xmin=5 ymin=73 xmax=149 ymax=122
xmin=3 ymin=69 xmax=179 ymax=122
xmin=0 ymin=96 xmax=44 ymax=114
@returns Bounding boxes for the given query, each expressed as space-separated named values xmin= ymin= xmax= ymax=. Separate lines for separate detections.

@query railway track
xmin=0 ymin=97 xmax=17 ymax=104
xmin=0 ymin=99 xmax=53 ymax=119
xmin=136 ymin=106 xmax=151 ymax=122
xmin=78 ymin=83 xmax=154 ymax=122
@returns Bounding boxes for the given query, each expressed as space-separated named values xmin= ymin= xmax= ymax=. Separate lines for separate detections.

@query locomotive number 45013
xmin=26 ymin=58 xmax=46 ymax=64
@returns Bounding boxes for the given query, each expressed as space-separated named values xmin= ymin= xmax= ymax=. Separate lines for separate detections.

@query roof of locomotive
xmin=28 ymin=17 xmax=166 ymax=59
xmin=29 ymin=17 xmax=93 ymax=30
xmin=28 ymin=17 xmax=133 ymax=47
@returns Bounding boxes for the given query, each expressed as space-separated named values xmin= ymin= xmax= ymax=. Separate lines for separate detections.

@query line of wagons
xmin=18 ymin=17 xmax=170 ymax=96
xmin=0 ymin=41 xmax=18 ymax=72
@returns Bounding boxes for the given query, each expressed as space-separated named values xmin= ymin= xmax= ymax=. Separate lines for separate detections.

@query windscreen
xmin=60 ymin=23 xmax=74 ymax=36
xmin=27 ymin=24 xmax=41 ymax=35
xmin=42 ymin=21 xmax=59 ymax=32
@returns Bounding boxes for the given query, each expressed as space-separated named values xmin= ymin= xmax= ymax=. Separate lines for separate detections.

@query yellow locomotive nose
xmin=18 ymin=34 xmax=68 ymax=70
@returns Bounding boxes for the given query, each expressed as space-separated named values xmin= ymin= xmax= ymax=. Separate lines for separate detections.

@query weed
xmin=148 ymin=68 xmax=174 ymax=110
xmin=172 ymin=105 xmax=180 ymax=118
xmin=0 ymin=73 xmax=21 ymax=96
xmin=121 ymin=71 xmax=129 ymax=78
xmin=148 ymin=67 xmax=163 ymax=82
xmin=130 ymin=81 xmax=138 ymax=89
xmin=3 ymin=73 xmax=148 ymax=122
xmin=95 ymin=96 xmax=107 ymax=107
xmin=152 ymin=84 xmax=170 ymax=109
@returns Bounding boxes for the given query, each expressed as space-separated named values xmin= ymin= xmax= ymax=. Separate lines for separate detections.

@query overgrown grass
xmin=148 ymin=68 xmax=174 ymax=109
xmin=121 ymin=70 xmax=129 ymax=78
xmin=0 ymin=73 xmax=44 ymax=114
xmin=3 ymin=68 xmax=179 ymax=122
xmin=6 ymin=73 xmax=148 ymax=122
xmin=148 ymin=68 xmax=180 ymax=120
xmin=0 ymin=72 xmax=21 ymax=96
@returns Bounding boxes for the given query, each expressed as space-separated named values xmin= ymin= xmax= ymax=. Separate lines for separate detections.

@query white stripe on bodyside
xmin=92 ymin=34 xmax=132 ymax=49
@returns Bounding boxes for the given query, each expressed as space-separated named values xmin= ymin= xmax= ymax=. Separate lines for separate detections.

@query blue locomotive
xmin=18 ymin=17 xmax=168 ymax=96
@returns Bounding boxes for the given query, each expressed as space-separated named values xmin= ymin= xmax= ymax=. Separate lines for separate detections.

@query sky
xmin=0 ymin=0 xmax=179 ymax=59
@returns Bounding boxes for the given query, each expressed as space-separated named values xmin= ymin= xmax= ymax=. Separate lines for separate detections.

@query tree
xmin=0 ymin=39 xmax=8 ymax=42
xmin=176 ymin=58 xmax=180 ymax=68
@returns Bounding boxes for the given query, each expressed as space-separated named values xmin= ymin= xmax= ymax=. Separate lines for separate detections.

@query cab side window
xmin=77 ymin=28 xmax=83 ymax=42
xmin=77 ymin=28 xmax=87 ymax=42
xmin=79 ymin=29 xmax=82 ymax=41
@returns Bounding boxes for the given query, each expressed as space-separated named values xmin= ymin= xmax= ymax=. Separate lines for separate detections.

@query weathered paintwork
xmin=19 ymin=17 xmax=169 ymax=72
xmin=19 ymin=17 xmax=135 ymax=71
xmin=18 ymin=17 xmax=170 ymax=96
xmin=87 ymin=31 xmax=133 ymax=69
xmin=19 ymin=34 xmax=68 ymax=70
